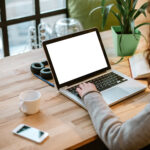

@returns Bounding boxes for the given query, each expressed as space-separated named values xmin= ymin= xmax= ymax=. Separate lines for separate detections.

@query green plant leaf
xmin=116 ymin=0 xmax=128 ymax=13
xmin=114 ymin=57 xmax=124 ymax=64
xmin=101 ymin=0 xmax=106 ymax=15
xmin=133 ymin=0 xmax=139 ymax=9
xmin=117 ymin=0 xmax=128 ymax=9
xmin=101 ymin=4 xmax=114 ymax=29
xmin=116 ymin=2 xmax=125 ymax=17
xmin=136 ymin=8 xmax=147 ymax=17
xmin=129 ymin=9 xmax=137 ymax=18
xmin=134 ymin=2 xmax=149 ymax=19
xmin=115 ymin=0 xmax=122 ymax=6
xmin=116 ymin=0 xmax=131 ymax=27
xmin=130 ymin=20 xmax=135 ymax=34
xmin=90 ymin=0 xmax=150 ymax=35
xmin=135 ymin=23 xmax=150 ymax=30
xmin=111 ymin=10 xmax=123 ymax=28
xmin=89 ymin=6 xmax=102 ymax=16
xmin=101 ymin=0 xmax=106 ymax=6
xmin=128 ymin=0 xmax=132 ymax=9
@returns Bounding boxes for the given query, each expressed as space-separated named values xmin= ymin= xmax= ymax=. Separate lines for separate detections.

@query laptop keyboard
xmin=68 ymin=72 xmax=127 ymax=98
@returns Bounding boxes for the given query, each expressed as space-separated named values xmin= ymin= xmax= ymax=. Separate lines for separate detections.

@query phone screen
xmin=16 ymin=125 xmax=44 ymax=142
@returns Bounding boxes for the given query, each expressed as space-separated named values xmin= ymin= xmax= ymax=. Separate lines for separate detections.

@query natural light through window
xmin=40 ymin=0 xmax=65 ymax=13
xmin=6 ymin=0 xmax=35 ymax=20
xmin=0 ymin=29 xmax=4 ymax=59
xmin=8 ymin=21 xmax=35 ymax=56
xmin=0 ymin=0 xmax=66 ymax=58
xmin=41 ymin=14 xmax=66 ymax=29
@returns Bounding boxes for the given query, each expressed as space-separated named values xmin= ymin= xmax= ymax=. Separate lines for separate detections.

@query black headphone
xmin=30 ymin=60 xmax=53 ymax=80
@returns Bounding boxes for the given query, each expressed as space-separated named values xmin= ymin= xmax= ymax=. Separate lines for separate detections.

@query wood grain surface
xmin=0 ymin=30 xmax=150 ymax=150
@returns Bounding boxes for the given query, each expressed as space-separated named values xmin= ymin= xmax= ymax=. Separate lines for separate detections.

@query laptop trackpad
xmin=101 ymin=87 xmax=130 ymax=105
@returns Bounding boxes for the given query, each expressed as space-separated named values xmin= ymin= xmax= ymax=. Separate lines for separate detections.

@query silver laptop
xmin=43 ymin=28 xmax=146 ymax=109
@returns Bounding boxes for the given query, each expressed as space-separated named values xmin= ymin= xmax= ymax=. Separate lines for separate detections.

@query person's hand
xmin=76 ymin=82 xmax=98 ymax=98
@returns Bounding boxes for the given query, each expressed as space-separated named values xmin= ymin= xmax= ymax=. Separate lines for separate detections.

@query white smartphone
xmin=12 ymin=124 xmax=49 ymax=143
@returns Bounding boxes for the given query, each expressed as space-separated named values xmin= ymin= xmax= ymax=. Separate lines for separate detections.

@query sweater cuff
xmin=82 ymin=91 xmax=101 ymax=100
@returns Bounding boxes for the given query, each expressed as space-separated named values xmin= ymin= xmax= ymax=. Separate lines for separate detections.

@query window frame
xmin=0 ymin=0 xmax=68 ymax=57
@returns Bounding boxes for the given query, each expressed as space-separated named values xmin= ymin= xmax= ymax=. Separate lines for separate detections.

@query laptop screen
xmin=44 ymin=29 xmax=110 ymax=88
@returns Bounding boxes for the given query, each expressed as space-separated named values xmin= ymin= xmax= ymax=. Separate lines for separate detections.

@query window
xmin=0 ymin=28 xmax=4 ymax=58
xmin=0 ymin=6 xmax=1 ymax=22
xmin=40 ymin=0 xmax=65 ymax=13
xmin=0 ymin=0 xmax=67 ymax=58
xmin=8 ymin=21 xmax=35 ymax=56
xmin=41 ymin=14 xmax=66 ymax=30
xmin=6 ymin=0 xmax=35 ymax=20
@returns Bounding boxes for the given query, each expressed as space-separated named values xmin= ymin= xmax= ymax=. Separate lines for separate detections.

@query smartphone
xmin=12 ymin=124 xmax=49 ymax=143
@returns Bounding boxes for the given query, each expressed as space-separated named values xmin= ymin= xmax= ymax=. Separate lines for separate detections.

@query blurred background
xmin=0 ymin=0 xmax=149 ymax=59
xmin=0 ymin=0 xmax=66 ymax=58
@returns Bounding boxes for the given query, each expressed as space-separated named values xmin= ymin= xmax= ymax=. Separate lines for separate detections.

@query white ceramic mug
xmin=19 ymin=90 xmax=41 ymax=115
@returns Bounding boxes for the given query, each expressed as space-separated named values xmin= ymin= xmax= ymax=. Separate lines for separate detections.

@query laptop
xmin=43 ymin=28 xmax=146 ymax=109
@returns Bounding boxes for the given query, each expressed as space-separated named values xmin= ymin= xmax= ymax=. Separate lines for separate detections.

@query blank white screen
xmin=46 ymin=32 xmax=108 ymax=84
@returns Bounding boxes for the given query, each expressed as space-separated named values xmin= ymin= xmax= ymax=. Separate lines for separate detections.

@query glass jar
xmin=38 ymin=22 xmax=52 ymax=48
xmin=28 ymin=26 xmax=37 ymax=49
xmin=54 ymin=18 xmax=83 ymax=37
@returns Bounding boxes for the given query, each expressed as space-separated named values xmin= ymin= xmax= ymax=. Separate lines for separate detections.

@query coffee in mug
xmin=19 ymin=90 xmax=41 ymax=115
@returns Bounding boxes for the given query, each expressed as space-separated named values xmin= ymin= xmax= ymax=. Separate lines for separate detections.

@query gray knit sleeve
xmin=84 ymin=92 xmax=150 ymax=150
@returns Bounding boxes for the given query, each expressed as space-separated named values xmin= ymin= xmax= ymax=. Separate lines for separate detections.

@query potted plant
xmin=90 ymin=0 xmax=150 ymax=56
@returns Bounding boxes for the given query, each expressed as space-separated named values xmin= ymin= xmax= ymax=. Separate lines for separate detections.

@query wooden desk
xmin=0 ymin=30 xmax=149 ymax=150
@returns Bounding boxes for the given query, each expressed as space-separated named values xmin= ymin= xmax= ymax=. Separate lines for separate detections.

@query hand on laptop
xmin=76 ymin=82 xmax=97 ymax=98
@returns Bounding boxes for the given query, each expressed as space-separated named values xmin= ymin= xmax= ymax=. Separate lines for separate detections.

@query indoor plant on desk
xmin=90 ymin=0 xmax=150 ymax=57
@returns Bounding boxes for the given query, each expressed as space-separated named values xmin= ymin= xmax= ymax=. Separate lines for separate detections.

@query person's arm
xmin=77 ymin=83 xmax=150 ymax=150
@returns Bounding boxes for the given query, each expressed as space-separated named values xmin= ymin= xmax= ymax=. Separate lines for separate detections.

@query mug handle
xmin=19 ymin=101 xmax=26 ymax=113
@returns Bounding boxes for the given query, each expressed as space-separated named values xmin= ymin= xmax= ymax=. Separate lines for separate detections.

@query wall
xmin=135 ymin=0 xmax=150 ymax=50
